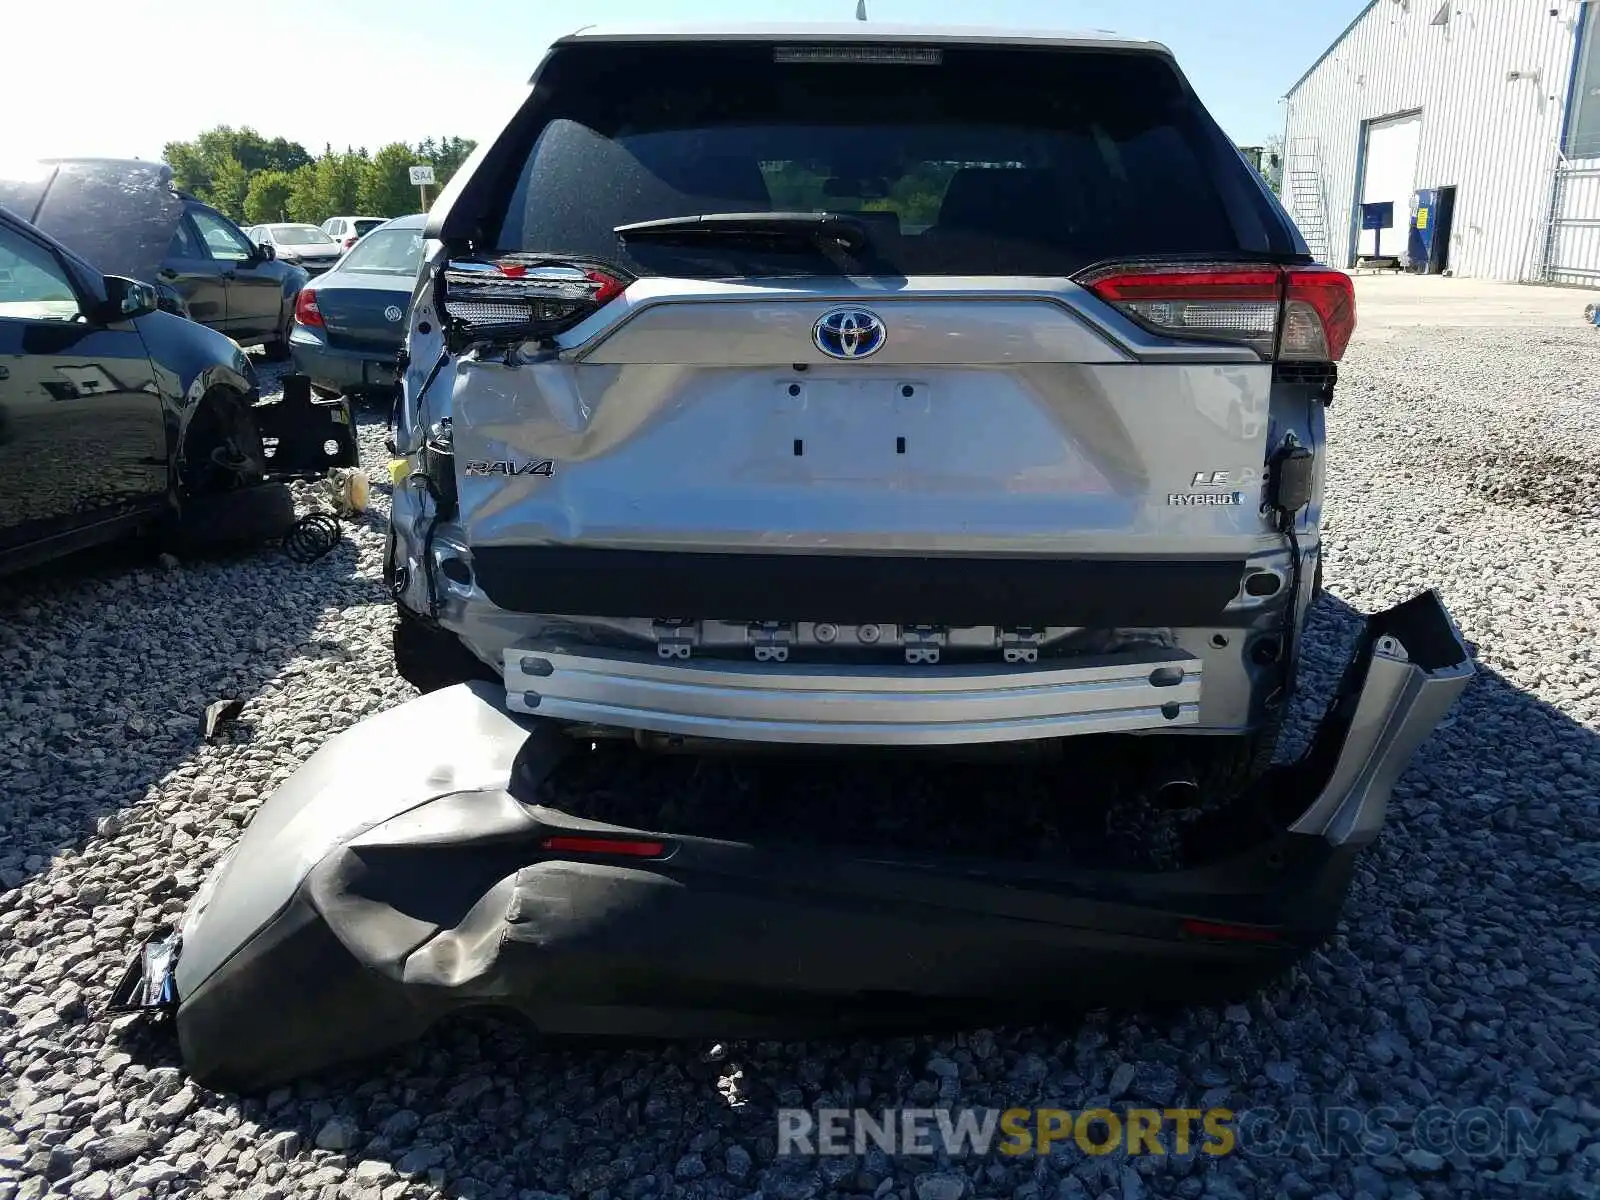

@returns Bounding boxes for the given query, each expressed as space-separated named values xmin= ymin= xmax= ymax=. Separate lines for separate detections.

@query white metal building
xmin=1282 ymin=0 xmax=1600 ymax=283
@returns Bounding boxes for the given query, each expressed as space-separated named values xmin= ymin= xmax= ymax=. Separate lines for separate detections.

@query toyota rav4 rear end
xmin=390 ymin=23 xmax=1351 ymax=787
xmin=131 ymin=24 xmax=1479 ymax=1090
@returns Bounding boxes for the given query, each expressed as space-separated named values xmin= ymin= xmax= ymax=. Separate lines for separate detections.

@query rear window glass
xmin=272 ymin=224 xmax=335 ymax=245
xmin=493 ymin=44 xmax=1276 ymax=277
xmin=340 ymin=227 xmax=424 ymax=275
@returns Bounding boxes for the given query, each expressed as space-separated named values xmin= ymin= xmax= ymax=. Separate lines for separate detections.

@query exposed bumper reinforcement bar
xmin=117 ymin=591 xmax=1472 ymax=1091
xmin=504 ymin=645 xmax=1203 ymax=744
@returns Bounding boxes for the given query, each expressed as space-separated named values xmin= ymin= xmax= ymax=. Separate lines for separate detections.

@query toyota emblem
xmin=812 ymin=307 xmax=886 ymax=360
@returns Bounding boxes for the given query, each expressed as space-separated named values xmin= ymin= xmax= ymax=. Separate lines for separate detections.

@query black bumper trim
xmin=471 ymin=547 xmax=1248 ymax=626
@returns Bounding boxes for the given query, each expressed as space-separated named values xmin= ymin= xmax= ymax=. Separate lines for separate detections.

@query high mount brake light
xmin=441 ymin=255 xmax=631 ymax=343
xmin=1078 ymin=263 xmax=1356 ymax=362
xmin=773 ymin=45 xmax=943 ymax=65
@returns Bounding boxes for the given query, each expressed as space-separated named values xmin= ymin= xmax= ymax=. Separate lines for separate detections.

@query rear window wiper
xmin=614 ymin=212 xmax=873 ymax=257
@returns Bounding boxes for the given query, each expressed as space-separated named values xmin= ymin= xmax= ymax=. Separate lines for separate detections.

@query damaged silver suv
xmin=130 ymin=24 xmax=1476 ymax=1090
xmin=388 ymin=23 xmax=1351 ymax=790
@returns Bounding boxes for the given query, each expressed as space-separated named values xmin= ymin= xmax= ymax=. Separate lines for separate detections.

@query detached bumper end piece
xmin=107 ymin=932 xmax=180 ymax=1014
xmin=1283 ymin=589 xmax=1475 ymax=847
xmin=136 ymin=591 xmax=1470 ymax=1090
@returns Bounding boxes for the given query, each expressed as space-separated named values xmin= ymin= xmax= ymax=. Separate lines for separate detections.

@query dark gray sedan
xmin=288 ymin=214 xmax=423 ymax=398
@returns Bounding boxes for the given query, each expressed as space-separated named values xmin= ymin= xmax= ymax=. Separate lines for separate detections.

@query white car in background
xmin=321 ymin=215 xmax=386 ymax=253
xmin=245 ymin=223 xmax=343 ymax=276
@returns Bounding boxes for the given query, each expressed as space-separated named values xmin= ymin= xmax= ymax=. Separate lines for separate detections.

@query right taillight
xmin=293 ymin=288 xmax=322 ymax=328
xmin=1079 ymin=262 xmax=1356 ymax=362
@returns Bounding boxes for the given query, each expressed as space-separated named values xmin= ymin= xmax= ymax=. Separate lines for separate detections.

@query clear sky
xmin=2 ymin=0 xmax=1360 ymax=163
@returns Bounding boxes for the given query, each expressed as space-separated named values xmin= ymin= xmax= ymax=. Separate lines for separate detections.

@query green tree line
xmin=763 ymin=160 xmax=960 ymax=228
xmin=162 ymin=127 xmax=477 ymax=226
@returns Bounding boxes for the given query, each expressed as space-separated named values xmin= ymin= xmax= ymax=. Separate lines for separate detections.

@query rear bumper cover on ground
xmin=114 ymin=591 xmax=1473 ymax=1091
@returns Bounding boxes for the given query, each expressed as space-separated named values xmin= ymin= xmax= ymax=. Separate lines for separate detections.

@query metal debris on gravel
xmin=1 ymin=336 xmax=1597 ymax=1200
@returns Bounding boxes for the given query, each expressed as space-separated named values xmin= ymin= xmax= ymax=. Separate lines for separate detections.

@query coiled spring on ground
xmin=283 ymin=511 xmax=342 ymax=563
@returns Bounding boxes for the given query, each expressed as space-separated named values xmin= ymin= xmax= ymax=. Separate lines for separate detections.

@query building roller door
xmin=1358 ymin=111 xmax=1422 ymax=260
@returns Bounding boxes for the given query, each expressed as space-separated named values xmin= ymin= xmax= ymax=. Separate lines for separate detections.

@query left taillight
xmin=293 ymin=288 xmax=322 ymax=328
xmin=440 ymin=255 xmax=631 ymax=344
xmin=1078 ymin=262 xmax=1356 ymax=362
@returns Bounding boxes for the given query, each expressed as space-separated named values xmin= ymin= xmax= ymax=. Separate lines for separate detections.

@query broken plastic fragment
xmin=107 ymin=932 xmax=181 ymax=1013
xmin=203 ymin=699 xmax=246 ymax=741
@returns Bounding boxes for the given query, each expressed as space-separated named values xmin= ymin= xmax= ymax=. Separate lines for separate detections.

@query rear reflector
xmin=1078 ymin=262 xmax=1356 ymax=361
xmin=1179 ymin=917 xmax=1282 ymax=943
xmin=540 ymin=835 xmax=667 ymax=858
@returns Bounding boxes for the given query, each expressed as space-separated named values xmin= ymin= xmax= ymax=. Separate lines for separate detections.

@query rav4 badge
xmin=464 ymin=459 xmax=554 ymax=477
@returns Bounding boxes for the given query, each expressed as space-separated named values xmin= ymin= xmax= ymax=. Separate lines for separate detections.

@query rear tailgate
xmin=449 ymin=278 xmax=1272 ymax=559
xmin=424 ymin=34 xmax=1316 ymax=608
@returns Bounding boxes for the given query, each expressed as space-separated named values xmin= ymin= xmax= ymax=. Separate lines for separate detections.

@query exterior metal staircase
xmin=1286 ymin=137 xmax=1332 ymax=263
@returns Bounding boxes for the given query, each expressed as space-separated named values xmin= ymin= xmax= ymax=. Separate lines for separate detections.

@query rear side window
xmin=491 ymin=43 xmax=1283 ymax=277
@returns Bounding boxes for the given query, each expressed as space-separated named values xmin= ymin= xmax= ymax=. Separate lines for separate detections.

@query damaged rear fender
xmin=1283 ymin=590 xmax=1474 ymax=845
xmin=125 ymin=591 xmax=1471 ymax=1090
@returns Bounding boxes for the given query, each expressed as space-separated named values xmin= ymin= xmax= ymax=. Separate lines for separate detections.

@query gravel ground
xmin=1 ymin=332 xmax=1598 ymax=1200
